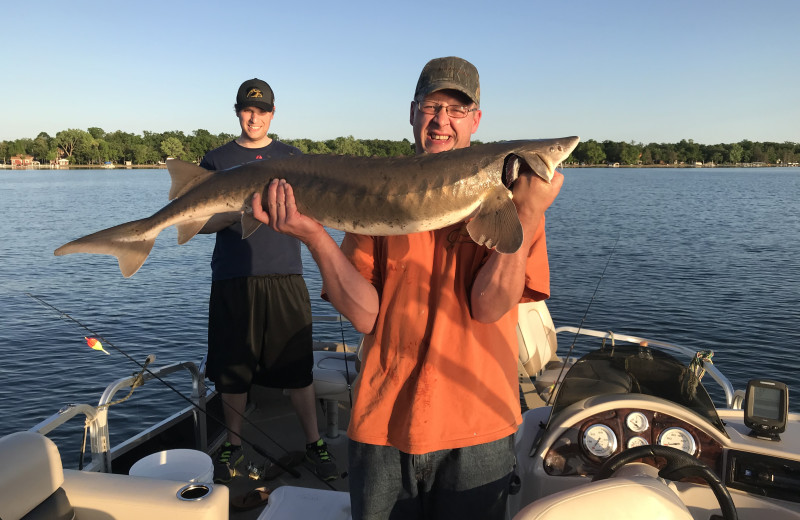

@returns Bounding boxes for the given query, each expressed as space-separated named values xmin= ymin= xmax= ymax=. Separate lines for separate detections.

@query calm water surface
xmin=1 ymin=167 xmax=798 ymax=463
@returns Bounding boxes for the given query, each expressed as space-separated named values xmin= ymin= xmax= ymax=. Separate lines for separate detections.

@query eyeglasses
xmin=416 ymin=101 xmax=478 ymax=119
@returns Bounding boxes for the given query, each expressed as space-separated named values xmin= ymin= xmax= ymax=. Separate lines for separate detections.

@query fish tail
xmin=54 ymin=218 xmax=156 ymax=278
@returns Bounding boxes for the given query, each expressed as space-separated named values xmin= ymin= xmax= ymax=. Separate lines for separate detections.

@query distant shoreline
xmin=0 ymin=164 xmax=166 ymax=171
xmin=1 ymin=163 xmax=797 ymax=171
xmin=563 ymin=163 xmax=798 ymax=168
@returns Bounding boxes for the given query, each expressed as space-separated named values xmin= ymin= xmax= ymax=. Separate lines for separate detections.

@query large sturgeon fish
xmin=55 ymin=136 xmax=579 ymax=277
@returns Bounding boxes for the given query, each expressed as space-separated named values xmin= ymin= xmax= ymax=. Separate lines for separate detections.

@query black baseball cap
xmin=235 ymin=78 xmax=274 ymax=112
xmin=414 ymin=57 xmax=480 ymax=105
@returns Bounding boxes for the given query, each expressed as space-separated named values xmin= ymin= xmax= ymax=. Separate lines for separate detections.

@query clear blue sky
xmin=2 ymin=0 xmax=798 ymax=145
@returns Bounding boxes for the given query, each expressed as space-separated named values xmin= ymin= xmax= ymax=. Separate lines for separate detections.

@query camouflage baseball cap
xmin=414 ymin=56 xmax=480 ymax=105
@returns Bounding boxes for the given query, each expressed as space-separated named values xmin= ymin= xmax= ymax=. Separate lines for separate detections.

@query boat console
xmin=509 ymin=328 xmax=800 ymax=520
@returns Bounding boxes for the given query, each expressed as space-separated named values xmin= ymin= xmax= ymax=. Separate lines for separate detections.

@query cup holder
xmin=178 ymin=483 xmax=212 ymax=501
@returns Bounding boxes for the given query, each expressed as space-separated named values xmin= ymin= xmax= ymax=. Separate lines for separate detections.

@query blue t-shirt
xmin=199 ymin=140 xmax=303 ymax=281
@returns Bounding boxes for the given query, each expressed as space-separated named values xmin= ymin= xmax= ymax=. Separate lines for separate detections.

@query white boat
xmin=2 ymin=302 xmax=798 ymax=520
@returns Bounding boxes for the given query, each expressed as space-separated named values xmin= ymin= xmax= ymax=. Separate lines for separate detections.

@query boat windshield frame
xmin=547 ymin=343 xmax=729 ymax=436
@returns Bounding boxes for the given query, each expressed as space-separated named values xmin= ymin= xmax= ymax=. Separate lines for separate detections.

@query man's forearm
xmin=305 ymin=231 xmax=379 ymax=334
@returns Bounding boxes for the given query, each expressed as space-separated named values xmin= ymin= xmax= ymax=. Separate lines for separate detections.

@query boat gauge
xmin=657 ymin=427 xmax=696 ymax=455
xmin=627 ymin=436 xmax=649 ymax=449
xmin=625 ymin=412 xmax=649 ymax=432
xmin=583 ymin=424 xmax=618 ymax=458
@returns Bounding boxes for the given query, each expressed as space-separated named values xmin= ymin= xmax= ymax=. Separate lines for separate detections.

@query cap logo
xmin=247 ymin=88 xmax=264 ymax=99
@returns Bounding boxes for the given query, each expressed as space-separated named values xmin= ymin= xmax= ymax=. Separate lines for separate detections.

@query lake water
xmin=1 ymin=166 xmax=799 ymax=461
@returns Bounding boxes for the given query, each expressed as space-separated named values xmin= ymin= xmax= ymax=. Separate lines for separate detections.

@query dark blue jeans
xmin=348 ymin=435 xmax=516 ymax=520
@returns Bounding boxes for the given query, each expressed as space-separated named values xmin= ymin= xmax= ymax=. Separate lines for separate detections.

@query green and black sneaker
xmin=305 ymin=438 xmax=338 ymax=481
xmin=213 ymin=442 xmax=244 ymax=484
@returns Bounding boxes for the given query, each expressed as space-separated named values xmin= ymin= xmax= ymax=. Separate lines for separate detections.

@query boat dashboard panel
xmin=727 ymin=449 xmax=800 ymax=504
xmin=543 ymin=407 xmax=725 ymax=479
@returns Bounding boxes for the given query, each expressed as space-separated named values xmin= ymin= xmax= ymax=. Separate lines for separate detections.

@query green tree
xmin=640 ymin=147 xmax=653 ymax=165
xmin=31 ymin=135 xmax=51 ymax=162
xmin=133 ymin=143 xmax=158 ymax=164
xmin=88 ymin=127 xmax=106 ymax=139
xmin=602 ymin=140 xmax=623 ymax=164
xmin=703 ymin=144 xmax=726 ymax=164
xmin=620 ymin=141 xmax=642 ymax=165
xmin=55 ymin=129 xmax=92 ymax=161
xmin=676 ymin=139 xmax=701 ymax=163
xmin=326 ymin=136 xmax=370 ymax=156
xmin=288 ymin=138 xmax=333 ymax=155
xmin=160 ymin=136 xmax=185 ymax=160
xmin=106 ymin=130 xmax=143 ymax=163
xmin=728 ymin=143 xmax=744 ymax=164
xmin=8 ymin=138 xmax=32 ymax=157
xmin=187 ymin=129 xmax=216 ymax=162
xmin=572 ymin=139 xmax=606 ymax=165
xmin=751 ymin=143 xmax=765 ymax=163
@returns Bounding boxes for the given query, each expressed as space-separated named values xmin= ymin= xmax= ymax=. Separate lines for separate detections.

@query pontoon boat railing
xmin=27 ymin=313 xmax=354 ymax=473
xmin=30 ymin=361 xmax=207 ymax=473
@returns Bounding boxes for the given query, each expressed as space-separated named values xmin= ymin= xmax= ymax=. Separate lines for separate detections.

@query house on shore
xmin=50 ymin=158 xmax=69 ymax=169
xmin=10 ymin=155 xmax=35 ymax=169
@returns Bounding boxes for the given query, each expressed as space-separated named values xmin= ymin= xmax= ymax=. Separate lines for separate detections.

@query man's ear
xmin=470 ymin=108 xmax=482 ymax=135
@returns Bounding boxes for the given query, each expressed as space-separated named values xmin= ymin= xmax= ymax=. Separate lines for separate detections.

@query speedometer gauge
xmin=657 ymin=427 xmax=697 ymax=454
xmin=583 ymin=424 xmax=618 ymax=458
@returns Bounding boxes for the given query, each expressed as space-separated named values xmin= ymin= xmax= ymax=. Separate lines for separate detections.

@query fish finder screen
xmin=753 ymin=386 xmax=782 ymax=420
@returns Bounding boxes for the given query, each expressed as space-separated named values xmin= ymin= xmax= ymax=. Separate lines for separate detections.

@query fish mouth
xmin=502 ymin=153 xmax=551 ymax=188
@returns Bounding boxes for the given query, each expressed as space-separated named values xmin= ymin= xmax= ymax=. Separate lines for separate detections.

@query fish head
xmin=501 ymin=136 xmax=580 ymax=187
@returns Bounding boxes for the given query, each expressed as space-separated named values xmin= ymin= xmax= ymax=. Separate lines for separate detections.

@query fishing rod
xmin=544 ymin=232 xmax=621 ymax=408
xmin=25 ymin=293 xmax=307 ymax=481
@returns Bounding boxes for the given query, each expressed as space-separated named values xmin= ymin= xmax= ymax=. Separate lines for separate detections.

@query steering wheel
xmin=593 ymin=445 xmax=737 ymax=520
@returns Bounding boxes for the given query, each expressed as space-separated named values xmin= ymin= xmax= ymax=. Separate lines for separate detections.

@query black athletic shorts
xmin=206 ymin=274 xmax=313 ymax=393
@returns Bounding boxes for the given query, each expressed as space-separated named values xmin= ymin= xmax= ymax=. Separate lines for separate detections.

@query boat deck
xmin=223 ymin=366 xmax=544 ymax=519
xmin=225 ymin=386 xmax=352 ymax=519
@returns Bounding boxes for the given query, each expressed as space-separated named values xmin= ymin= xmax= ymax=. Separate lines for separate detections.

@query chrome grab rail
xmin=30 ymin=361 xmax=206 ymax=473
xmin=554 ymin=326 xmax=737 ymax=409
xmin=26 ymin=313 xmax=350 ymax=473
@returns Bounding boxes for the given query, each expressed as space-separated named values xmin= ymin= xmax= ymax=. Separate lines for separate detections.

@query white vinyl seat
xmin=0 ymin=431 xmax=229 ymax=520
xmin=0 ymin=431 xmax=73 ymax=520
xmin=517 ymin=300 xmax=558 ymax=377
xmin=312 ymin=350 xmax=358 ymax=403
xmin=257 ymin=486 xmax=351 ymax=520
xmin=513 ymin=465 xmax=693 ymax=520
xmin=312 ymin=347 xmax=359 ymax=438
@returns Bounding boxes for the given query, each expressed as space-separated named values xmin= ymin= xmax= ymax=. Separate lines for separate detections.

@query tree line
xmin=0 ymin=128 xmax=414 ymax=166
xmin=572 ymin=139 xmax=799 ymax=166
xmin=1 ymin=127 xmax=797 ymax=166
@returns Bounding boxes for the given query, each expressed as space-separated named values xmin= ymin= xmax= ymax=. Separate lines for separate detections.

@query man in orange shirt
xmin=253 ymin=57 xmax=563 ymax=519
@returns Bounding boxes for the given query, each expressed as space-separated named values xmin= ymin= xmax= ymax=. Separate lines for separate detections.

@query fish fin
xmin=176 ymin=218 xmax=212 ymax=245
xmin=199 ymin=212 xmax=242 ymax=234
xmin=466 ymin=186 xmax=523 ymax=254
xmin=166 ymin=159 xmax=215 ymax=200
xmin=241 ymin=213 xmax=263 ymax=238
xmin=54 ymin=219 xmax=155 ymax=277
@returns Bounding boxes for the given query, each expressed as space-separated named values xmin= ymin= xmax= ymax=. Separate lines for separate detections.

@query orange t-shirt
xmin=340 ymin=219 xmax=550 ymax=454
